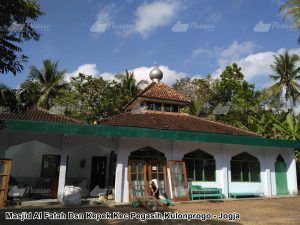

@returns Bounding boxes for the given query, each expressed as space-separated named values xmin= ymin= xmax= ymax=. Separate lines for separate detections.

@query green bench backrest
xmin=191 ymin=185 xmax=202 ymax=190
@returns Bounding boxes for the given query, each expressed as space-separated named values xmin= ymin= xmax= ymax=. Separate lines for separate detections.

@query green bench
xmin=190 ymin=186 xmax=223 ymax=200
xmin=229 ymin=192 xmax=264 ymax=199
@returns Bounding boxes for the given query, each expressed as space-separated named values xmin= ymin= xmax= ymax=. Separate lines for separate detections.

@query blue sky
xmin=1 ymin=0 xmax=299 ymax=90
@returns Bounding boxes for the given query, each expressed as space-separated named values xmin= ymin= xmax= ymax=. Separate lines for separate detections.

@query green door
xmin=275 ymin=155 xmax=288 ymax=195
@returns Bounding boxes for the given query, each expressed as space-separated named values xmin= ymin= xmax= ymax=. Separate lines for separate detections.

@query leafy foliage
xmin=268 ymin=50 xmax=300 ymax=108
xmin=28 ymin=59 xmax=67 ymax=109
xmin=173 ymin=75 xmax=215 ymax=116
xmin=53 ymin=73 xmax=123 ymax=123
xmin=281 ymin=0 xmax=300 ymax=43
xmin=115 ymin=70 xmax=148 ymax=102
xmin=0 ymin=0 xmax=44 ymax=75
xmin=0 ymin=84 xmax=35 ymax=112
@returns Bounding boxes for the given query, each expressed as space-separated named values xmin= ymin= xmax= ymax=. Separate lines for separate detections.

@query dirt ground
xmin=0 ymin=196 xmax=300 ymax=225
xmin=172 ymin=196 xmax=300 ymax=225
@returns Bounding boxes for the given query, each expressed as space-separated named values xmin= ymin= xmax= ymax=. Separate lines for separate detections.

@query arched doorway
xmin=275 ymin=155 xmax=288 ymax=195
xmin=128 ymin=146 xmax=168 ymax=201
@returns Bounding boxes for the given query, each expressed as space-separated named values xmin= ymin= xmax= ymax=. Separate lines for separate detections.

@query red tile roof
xmin=97 ymin=110 xmax=260 ymax=137
xmin=140 ymin=82 xmax=191 ymax=102
xmin=125 ymin=82 xmax=191 ymax=110
xmin=0 ymin=108 xmax=85 ymax=124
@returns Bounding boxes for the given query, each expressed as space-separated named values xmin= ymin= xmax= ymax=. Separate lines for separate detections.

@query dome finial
xmin=149 ymin=63 xmax=163 ymax=83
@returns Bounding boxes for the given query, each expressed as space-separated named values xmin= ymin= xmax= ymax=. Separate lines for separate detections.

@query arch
xmin=183 ymin=149 xmax=215 ymax=181
xmin=183 ymin=149 xmax=214 ymax=159
xmin=231 ymin=152 xmax=258 ymax=162
xmin=129 ymin=146 xmax=165 ymax=160
xmin=275 ymin=154 xmax=288 ymax=195
xmin=127 ymin=146 xmax=167 ymax=201
xmin=276 ymin=154 xmax=285 ymax=163
xmin=230 ymin=152 xmax=260 ymax=182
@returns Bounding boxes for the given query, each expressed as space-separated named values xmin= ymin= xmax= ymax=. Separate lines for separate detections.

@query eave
xmin=3 ymin=119 xmax=300 ymax=148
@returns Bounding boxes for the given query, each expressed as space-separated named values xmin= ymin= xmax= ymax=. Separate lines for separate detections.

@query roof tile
xmin=0 ymin=108 xmax=85 ymax=124
xmin=141 ymin=82 xmax=191 ymax=102
xmin=98 ymin=111 xmax=260 ymax=137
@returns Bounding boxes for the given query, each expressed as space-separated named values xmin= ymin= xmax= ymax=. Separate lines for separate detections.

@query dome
xmin=149 ymin=67 xmax=163 ymax=82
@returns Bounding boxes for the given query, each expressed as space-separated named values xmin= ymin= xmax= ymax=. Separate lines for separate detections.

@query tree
xmin=19 ymin=79 xmax=42 ymax=106
xmin=29 ymin=59 xmax=67 ymax=109
xmin=0 ymin=0 xmax=44 ymax=75
xmin=212 ymin=63 xmax=244 ymax=105
xmin=173 ymin=76 xmax=214 ymax=116
xmin=207 ymin=63 xmax=260 ymax=127
xmin=281 ymin=0 xmax=300 ymax=43
xmin=269 ymin=50 xmax=300 ymax=108
xmin=115 ymin=70 xmax=148 ymax=102
xmin=53 ymin=73 xmax=126 ymax=123
xmin=257 ymin=88 xmax=284 ymax=112
xmin=0 ymin=84 xmax=35 ymax=112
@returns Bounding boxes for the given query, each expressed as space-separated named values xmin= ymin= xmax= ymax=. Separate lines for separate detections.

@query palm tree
xmin=281 ymin=0 xmax=300 ymax=42
xmin=29 ymin=59 xmax=67 ymax=109
xmin=269 ymin=50 xmax=300 ymax=108
xmin=115 ymin=70 xmax=148 ymax=100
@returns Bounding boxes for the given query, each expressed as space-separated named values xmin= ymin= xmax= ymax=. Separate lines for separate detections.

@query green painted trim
xmin=4 ymin=119 xmax=300 ymax=148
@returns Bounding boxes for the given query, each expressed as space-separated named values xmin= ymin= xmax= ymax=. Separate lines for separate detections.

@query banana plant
xmin=273 ymin=113 xmax=300 ymax=140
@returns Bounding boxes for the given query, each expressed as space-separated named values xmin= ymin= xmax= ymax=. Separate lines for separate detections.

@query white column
xmin=220 ymin=144 xmax=229 ymax=198
xmin=114 ymin=138 xmax=124 ymax=203
xmin=57 ymin=135 xmax=67 ymax=203
xmin=263 ymin=147 xmax=272 ymax=196
xmin=167 ymin=140 xmax=174 ymax=199
xmin=288 ymin=151 xmax=298 ymax=195
xmin=57 ymin=152 xmax=67 ymax=203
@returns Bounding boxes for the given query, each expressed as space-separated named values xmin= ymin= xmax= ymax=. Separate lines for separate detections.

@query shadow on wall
xmin=297 ymin=161 xmax=300 ymax=190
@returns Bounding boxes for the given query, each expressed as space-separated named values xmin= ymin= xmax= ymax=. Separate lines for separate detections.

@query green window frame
xmin=230 ymin=152 xmax=261 ymax=182
xmin=183 ymin=150 xmax=216 ymax=182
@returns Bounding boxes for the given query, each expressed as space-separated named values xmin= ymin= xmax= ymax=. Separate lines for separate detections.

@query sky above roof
xmin=1 ymin=0 xmax=299 ymax=90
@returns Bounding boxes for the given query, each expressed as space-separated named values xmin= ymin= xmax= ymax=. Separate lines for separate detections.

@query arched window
xmin=183 ymin=149 xmax=216 ymax=181
xmin=129 ymin=146 xmax=165 ymax=160
xmin=231 ymin=152 xmax=260 ymax=182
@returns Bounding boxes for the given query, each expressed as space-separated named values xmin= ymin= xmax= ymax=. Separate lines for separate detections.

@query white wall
xmin=223 ymin=144 xmax=266 ymax=194
xmin=5 ymin=140 xmax=60 ymax=180
xmin=66 ymin=142 xmax=111 ymax=188
xmin=116 ymin=139 xmax=229 ymax=203
xmin=266 ymin=147 xmax=298 ymax=195
xmin=4 ymin=132 xmax=297 ymax=202
xmin=115 ymin=138 xmax=298 ymax=203
xmin=4 ymin=134 xmax=117 ymax=190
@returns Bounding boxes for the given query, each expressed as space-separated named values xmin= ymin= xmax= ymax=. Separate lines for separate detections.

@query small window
xmin=230 ymin=152 xmax=261 ymax=182
xmin=183 ymin=150 xmax=216 ymax=181
xmin=146 ymin=102 xmax=162 ymax=111
xmin=164 ymin=104 xmax=179 ymax=112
